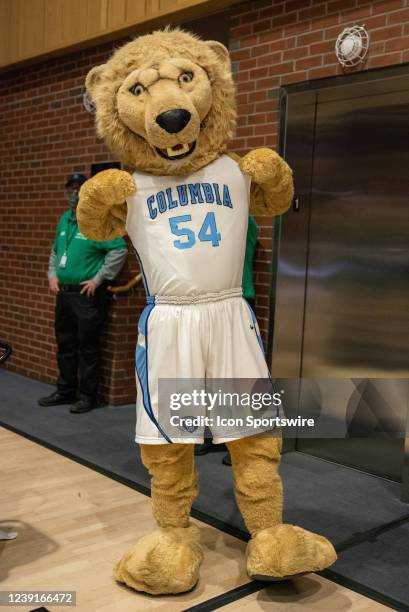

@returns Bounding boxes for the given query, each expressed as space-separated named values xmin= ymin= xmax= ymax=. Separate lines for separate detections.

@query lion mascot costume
xmin=77 ymin=28 xmax=336 ymax=595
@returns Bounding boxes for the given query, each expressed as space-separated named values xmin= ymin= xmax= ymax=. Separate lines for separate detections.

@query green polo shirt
xmin=53 ymin=210 xmax=126 ymax=285
xmin=242 ymin=216 xmax=258 ymax=300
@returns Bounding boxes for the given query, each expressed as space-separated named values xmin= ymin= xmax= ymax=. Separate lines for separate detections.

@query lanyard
xmin=59 ymin=218 xmax=78 ymax=269
xmin=64 ymin=219 xmax=78 ymax=253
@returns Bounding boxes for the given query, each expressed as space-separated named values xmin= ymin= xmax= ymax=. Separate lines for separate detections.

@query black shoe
xmin=222 ymin=452 xmax=232 ymax=466
xmin=38 ymin=391 xmax=76 ymax=407
xmin=70 ymin=398 xmax=96 ymax=414
xmin=194 ymin=438 xmax=213 ymax=456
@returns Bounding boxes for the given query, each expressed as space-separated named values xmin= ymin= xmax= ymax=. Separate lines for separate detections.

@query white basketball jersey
xmin=126 ymin=155 xmax=250 ymax=297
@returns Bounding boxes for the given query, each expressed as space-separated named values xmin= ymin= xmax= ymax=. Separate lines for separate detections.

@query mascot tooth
xmin=77 ymin=28 xmax=337 ymax=596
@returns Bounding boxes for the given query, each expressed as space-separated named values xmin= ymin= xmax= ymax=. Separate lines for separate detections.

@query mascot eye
xmin=179 ymin=72 xmax=193 ymax=84
xmin=130 ymin=83 xmax=145 ymax=96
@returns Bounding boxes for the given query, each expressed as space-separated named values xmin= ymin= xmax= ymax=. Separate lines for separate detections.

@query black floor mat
xmin=1 ymin=369 xmax=409 ymax=609
xmin=330 ymin=517 xmax=409 ymax=608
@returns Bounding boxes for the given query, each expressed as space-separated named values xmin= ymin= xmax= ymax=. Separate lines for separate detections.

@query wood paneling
xmin=159 ymin=0 xmax=203 ymax=13
xmin=0 ymin=0 xmax=21 ymax=67
xmin=125 ymin=0 xmax=148 ymax=23
xmin=0 ymin=0 xmax=10 ymax=65
xmin=44 ymin=0 xmax=64 ymax=52
xmin=0 ymin=0 xmax=240 ymax=70
xmin=19 ymin=0 xmax=45 ymax=59
xmin=107 ymin=0 xmax=127 ymax=29
xmin=86 ymin=0 xmax=108 ymax=37
xmin=61 ymin=0 xmax=88 ymax=45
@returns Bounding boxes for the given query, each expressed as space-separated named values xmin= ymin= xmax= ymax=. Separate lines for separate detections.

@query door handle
xmin=293 ymin=196 xmax=300 ymax=212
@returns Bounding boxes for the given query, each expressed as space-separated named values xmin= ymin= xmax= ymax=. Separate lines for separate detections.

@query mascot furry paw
xmin=77 ymin=29 xmax=336 ymax=595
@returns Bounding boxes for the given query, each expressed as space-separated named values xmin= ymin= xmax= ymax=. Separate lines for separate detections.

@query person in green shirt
xmin=38 ymin=173 xmax=127 ymax=413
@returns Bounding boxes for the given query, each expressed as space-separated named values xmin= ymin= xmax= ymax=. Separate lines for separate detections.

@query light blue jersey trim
xmin=135 ymin=302 xmax=172 ymax=443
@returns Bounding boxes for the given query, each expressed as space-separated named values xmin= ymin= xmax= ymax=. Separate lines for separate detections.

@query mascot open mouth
xmin=155 ymin=141 xmax=196 ymax=160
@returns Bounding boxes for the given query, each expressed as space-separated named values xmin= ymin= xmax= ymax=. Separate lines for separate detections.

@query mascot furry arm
xmin=77 ymin=29 xmax=335 ymax=597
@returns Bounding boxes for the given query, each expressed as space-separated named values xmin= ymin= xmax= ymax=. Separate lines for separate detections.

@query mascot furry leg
xmin=228 ymin=436 xmax=336 ymax=580
xmin=114 ymin=436 xmax=336 ymax=594
xmin=114 ymin=444 xmax=202 ymax=594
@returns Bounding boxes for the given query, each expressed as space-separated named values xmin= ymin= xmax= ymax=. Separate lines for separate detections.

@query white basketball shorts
xmin=134 ymin=288 xmax=273 ymax=444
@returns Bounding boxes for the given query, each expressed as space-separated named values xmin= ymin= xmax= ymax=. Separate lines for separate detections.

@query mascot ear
xmin=207 ymin=40 xmax=231 ymax=69
xmin=85 ymin=65 xmax=106 ymax=99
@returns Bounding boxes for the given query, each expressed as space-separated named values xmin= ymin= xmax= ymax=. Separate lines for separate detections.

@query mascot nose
xmin=156 ymin=109 xmax=191 ymax=133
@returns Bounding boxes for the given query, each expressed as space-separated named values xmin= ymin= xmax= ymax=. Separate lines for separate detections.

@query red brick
xmin=251 ymin=43 xmax=271 ymax=57
xmin=272 ymin=13 xmax=298 ymax=28
xmin=231 ymin=23 xmax=253 ymax=38
xmin=238 ymin=34 xmax=260 ymax=49
xmin=247 ymin=136 xmax=266 ymax=147
xmin=237 ymin=80 xmax=256 ymax=93
xmin=239 ymin=58 xmax=258 ymax=70
xmin=309 ymin=39 xmax=337 ymax=55
xmin=241 ymin=11 xmax=260 ymax=25
xmin=250 ymin=90 xmax=269 ymax=101
xmin=387 ymin=7 xmax=409 ymax=24
xmin=385 ymin=36 xmax=409 ymax=52
xmin=322 ymin=52 xmax=342 ymax=65
xmin=307 ymin=65 xmax=337 ymax=79
xmin=367 ymin=50 xmax=402 ymax=67
xmin=340 ymin=5 xmax=371 ymax=21
xmin=236 ymin=126 xmax=254 ymax=137
xmin=297 ymin=30 xmax=324 ymax=46
xmin=257 ymin=52 xmax=283 ymax=66
xmin=327 ymin=0 xmax=356 ymax=13
xmin=285 ymin=0 xmax=312 ymax=13
xmin=299 ymin=3 xmax=328 ymax=20
xmin=283 ymin=45 xmax=309 ymax=60
xmin=269 ymin=60 xmax=294 ymax=75
xmin=235 ymin=69 xmax=250 ymax=82
xmin=295 ymin=55 xmax=323 ymax=70
xmin=373 ymin=0 xmax=404 ymax=14
xmin=259 ymin=4 xmax=285 ymax=19
xmin=230 ymin=48 xmax=252 ymax=61
xmin=250 ymin=66 xmax=268 ymax=79
xmin=251 ymin=113 xmax=268 ymax=124
xmin=253 ymin=123 xmax=271 ymax=134
xmin=370 ymin=24 xmax=403 ymax=41
xmin=285 ymin=20 xmax=312 ymax=36
xmin=253 ymin=18 xmax=272 ymax=34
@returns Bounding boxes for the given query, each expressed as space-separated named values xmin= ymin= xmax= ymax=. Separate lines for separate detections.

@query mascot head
xmin=86 ymin=29 xmax=236 ymax=175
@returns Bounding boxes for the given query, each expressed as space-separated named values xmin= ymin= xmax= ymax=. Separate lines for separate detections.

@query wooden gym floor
xmin=0 ymin=427 xmax=391 ymax=611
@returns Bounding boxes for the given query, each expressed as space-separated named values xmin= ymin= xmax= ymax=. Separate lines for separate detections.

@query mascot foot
xmin=114 ymin=525 xmax=203 ymax=595
xmin=247 ymin=524 xmax=337 ymax=581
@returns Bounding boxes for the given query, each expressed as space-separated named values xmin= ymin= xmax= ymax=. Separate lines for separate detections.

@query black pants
xmin=55 ymin=287 xmax=111 ymax=400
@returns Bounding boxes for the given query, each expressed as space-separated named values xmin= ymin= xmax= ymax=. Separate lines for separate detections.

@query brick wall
xmin=0 ymin=38 xmax=146 ymax=405
xmin=1 ymin=0 xmax=408 ymax=404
